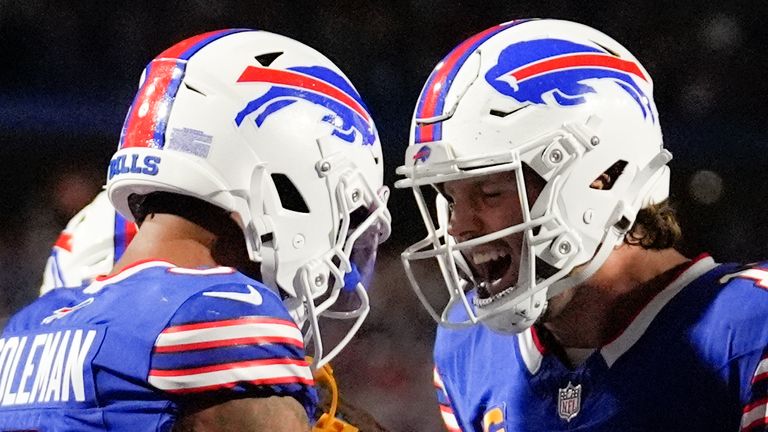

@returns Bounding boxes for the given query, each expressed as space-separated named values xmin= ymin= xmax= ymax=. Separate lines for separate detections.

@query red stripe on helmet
xmin=512 ymin=53 xmax=648 ymax=83
xmin=237 ymin=66 xmax=371 ymax=122
xmin=120 ymin=60 xmax=180 ymax=149
xmin=417 ymin=23 xmax=510 ymax=142
xmin=158 ymin=29 xmax=235 ymax=59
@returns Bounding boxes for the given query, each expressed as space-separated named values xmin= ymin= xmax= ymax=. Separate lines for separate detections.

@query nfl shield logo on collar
xmin=558 ymin=382 xmax=582 ymax=422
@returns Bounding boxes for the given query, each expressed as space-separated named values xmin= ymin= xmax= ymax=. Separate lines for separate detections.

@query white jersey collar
xmin=600 ymin=254 xmax=717 ymax=367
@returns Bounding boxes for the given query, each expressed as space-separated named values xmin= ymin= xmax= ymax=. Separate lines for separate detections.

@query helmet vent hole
xmin=590 ymin=160 xmax=628 ymax=190
xmin=255 ymin=52 xmax=283 ymax=67
xmin=590 ymin=40 xmax=621 ymax=57
xmin=271 ymin=173 xmax=310 ymax=213
xmin=489 ymin=105 xmax=530 ymax=118
xmin=184 ymin=83 xmax=206 ymax=96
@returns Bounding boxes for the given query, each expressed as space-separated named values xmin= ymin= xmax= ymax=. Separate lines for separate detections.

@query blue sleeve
xmin=720 ymin=263 xmax=768 ymax=431
xmin=147 ymin=282 xmax=317 ymax=418
xmin=741 ymin=348 xmax=768 ymax=431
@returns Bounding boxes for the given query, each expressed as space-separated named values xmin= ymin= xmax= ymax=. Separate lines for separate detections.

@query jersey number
xmin=482 ymin=406 xmax=505 ymax=432
xmin=720 ymin=268 xmax=768 ymax=289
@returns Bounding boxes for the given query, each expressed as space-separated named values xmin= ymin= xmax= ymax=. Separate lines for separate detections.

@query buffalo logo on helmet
xmin=235 ymin=65 xmax=377 ymax=146
xmin=412 ymin=145 xmax=432 ymax=163
xmin=485 ymin=39 xmax=654 ymax=121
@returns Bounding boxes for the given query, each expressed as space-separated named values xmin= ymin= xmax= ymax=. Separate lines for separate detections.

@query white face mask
xmin=288 ymin=184 xmax=391 ymax=369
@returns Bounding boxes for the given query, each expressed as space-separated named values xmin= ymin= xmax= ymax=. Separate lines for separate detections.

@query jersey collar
xmin=516 ymin=254 xmax=718 ymax=374
xmin=84 ymin=260 xmax=175 ymax=293
xmin=600 ymin=254 xmax=717 ymax=366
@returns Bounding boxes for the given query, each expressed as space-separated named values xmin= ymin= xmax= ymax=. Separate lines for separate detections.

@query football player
xmin=397 ymin=19 xmax=768 ymax=431
xmin=38 ymin=190 xmax=394 ymax=431
xmin=39 ymin=194 xmax=390 ymax=431
xmin=40 ymin=190 xmax=137 ymax=295
xmin=1 ymin=28 xmax=390 ymax=431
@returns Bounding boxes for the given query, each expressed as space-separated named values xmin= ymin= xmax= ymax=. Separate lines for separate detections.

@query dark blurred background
xmin=2 ymin=1 xmax=767 ymax=430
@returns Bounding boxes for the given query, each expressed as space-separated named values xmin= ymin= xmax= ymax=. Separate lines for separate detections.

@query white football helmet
xmin=40 ymin=190 xmax=137 ymax=295
xmin=106 ymin=29 xmax=391 ymax=368
xmin=396 ymin=19 xmax=671 ymax=334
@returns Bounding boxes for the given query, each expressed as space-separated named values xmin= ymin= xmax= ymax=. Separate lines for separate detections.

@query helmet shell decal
xmin=412 ymin=145 xmax=432 ymax=163
xmin=413 ymin=21 xmax=529 ymax=144
xmin=119 ymin=29 xmax=248 ymax=150
xmin=485 ymin=39 xmax=654 ymax=121
xmin=235 ymin=65 xmax=377 ymax=145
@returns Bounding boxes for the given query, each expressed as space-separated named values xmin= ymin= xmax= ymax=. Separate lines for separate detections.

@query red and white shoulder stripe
xmin=149 ymin=357 xmax=314 ymax=394
xmin=153 ymin=317 xmax=304 ymax=353
xmin=149 ymin=317 xmax=312 ymax=393
xmin=439 ymin=404 xmax=461 ymax=432
xmin=742 ymin=354 xmax=768 ymax=431
xmin=434 ymin=367 xmax=461 ymax=432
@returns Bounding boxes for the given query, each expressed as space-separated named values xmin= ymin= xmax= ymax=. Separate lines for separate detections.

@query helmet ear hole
xmin=271 ymin=173 xmax=310 ymax=213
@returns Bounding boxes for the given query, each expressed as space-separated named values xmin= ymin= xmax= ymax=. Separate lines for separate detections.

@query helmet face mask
xmin=106 ymin=29 xmax=391 ymax=367
xmin=397 ymin=19 xmax=671 ymax=334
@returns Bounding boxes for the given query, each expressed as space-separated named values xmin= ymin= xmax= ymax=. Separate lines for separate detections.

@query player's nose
xmin=447 ymin=200 xmax=483 ymax=242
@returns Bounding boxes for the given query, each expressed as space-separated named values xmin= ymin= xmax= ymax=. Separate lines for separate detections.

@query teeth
xmin=472 ymin=249 xmax=509 ymax=265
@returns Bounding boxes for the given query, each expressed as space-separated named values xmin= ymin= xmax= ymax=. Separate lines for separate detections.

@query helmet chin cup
xmin=475 ymin=288 xmax=547 ymax=334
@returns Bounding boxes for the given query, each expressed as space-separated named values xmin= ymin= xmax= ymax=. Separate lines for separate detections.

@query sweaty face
xmin=443 ymin=171 xmax=531 ymax=299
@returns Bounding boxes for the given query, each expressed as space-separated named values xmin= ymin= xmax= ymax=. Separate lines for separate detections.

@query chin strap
xmin=312 ymin=361 xmax=359 ymax=432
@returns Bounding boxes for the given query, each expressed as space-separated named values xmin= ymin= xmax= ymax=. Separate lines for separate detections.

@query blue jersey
xmin=434 ymin=255 xmax=768 ymax=431
xmin=0 ymin=260 xmax=317 ymax=431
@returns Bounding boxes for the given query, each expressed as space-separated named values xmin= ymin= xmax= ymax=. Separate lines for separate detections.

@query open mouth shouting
xmin=466 ymin=241 xmax=520 ymax=301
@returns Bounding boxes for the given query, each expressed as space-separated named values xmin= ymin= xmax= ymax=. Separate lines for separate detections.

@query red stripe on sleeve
xmin=149 ymin=357 xmax=309 ymax=377
xmin=153 ymin=336 xmax=304 ymax=353
xmin=161 ymin=376 xmax=315 ymax=394
xmin=160 ymin=316 xmax=297 ymax=334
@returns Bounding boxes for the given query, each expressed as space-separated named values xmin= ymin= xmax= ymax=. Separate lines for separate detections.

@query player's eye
xmin=481 ymin=185 xmax=505 ymax=198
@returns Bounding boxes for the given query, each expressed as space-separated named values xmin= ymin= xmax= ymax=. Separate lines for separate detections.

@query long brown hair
xmin=625 ymin=200 xmax=682 ymax=249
